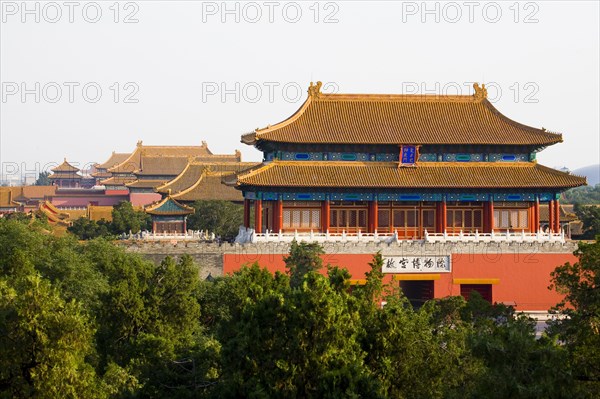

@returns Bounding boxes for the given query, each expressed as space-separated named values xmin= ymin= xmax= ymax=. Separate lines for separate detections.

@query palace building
xmin=156 ymin=161 xmax=259 ymax=203
xmin=221 ymin=82 xmax=587 ymax=311
xmin=48 ymin=159 xmax=84 ymax=188
xmin=100 ymin=141 xmax=244 ymax=206
xmin=227 ymin=82 xmax=586 ymax=241
xmin=92 ymin=151 xmax=131 ymax=185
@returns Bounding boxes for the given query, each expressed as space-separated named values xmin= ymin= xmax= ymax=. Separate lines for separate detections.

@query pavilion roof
xmin=52 ymin=158 xmax=80 ymax=173
xmin=108 ymin=141 xmax=213 ymax=173
xmin=242 ymin=82 xmax=563 ymax=148
xmin=95 ymin=152 xmax=131 ymax=170
xmin=157 ymin=161 xmax=259 ymax=194
xmin=145 ymin=195 xmax=194 ymax=216
xmin=229 ymin=161 xmax=586 ymax=190
xmin=172 ymin=172 xmax=244 ymax=202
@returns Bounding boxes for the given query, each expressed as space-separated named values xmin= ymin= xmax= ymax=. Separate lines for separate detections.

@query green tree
xmin=549 ymin=239 xmax=600 ymax=396
xmin=563 ymin=184 xmax=600 ymax=205
xmin=186 ymin=200 xmax=243 ymax=241
xmin=460 ymin=293 xmax=573 ymax=398
xmin=0 ymin=219 xmax=108 ymax=311
xmin=0 ymin=274 xmax=102 ymax=398
xmin=35 ymin=171 xmax=51 ymax=186
xmin=68 ymin=217 xmax=113 ymax=240
xmin=217 ymin=270 xmax=376 ymax=398
xmin=110 ymin=201 xmax=151 ymax=234
xmin=574 ymin=204 xmax=600 ymax=239
xmin=94 ymin=253 xmax=203 ymax=394
xmin=284 ymin=240 xmax=324 ymax=288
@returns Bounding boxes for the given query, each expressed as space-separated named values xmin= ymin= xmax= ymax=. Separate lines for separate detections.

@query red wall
xmin=129 ymin=193 xmax=162 ymax=207
xmin=223 ymin=250 xmax=577 ymax=312
xmin=51 ymin=195 xmax=127 ymax=207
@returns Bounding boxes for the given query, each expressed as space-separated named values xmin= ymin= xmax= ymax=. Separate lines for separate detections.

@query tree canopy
xmin=186 ymin=200 xmax=243 ymax=241
xmin=562 ymin=184 xmax=600 ymax=205
xmin=34 ymin=172 xmax=51 ymax=186
xmin=1 ymin=216 xmax=597 ymax=398
xmin=549 ymin=239 xmax=600 ymax=397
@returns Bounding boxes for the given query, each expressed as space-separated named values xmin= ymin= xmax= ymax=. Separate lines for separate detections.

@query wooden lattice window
xmin=493 ymin=208 xmax=529 ymax=230
xmin=282 ymin=208 xmax=320 ymax=230
xmin=446 ymin=206 xmax=483 ymax=233
xmin=330 ymin=207 xmax=368 ymax=232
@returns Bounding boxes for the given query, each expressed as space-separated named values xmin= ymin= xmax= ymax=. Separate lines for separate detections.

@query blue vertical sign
xmin=401 ymin=145 xmax=417 ymax=165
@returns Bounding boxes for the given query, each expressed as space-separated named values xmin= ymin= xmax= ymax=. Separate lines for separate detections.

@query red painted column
xmin=548 ymin=200 xmax=555 ymax=233
xmin=528 ymin=202 xmax=535 ymax=233
xmin=152 ymin=221 xmax=156 ymax=233
xmin=243 ymin=199 xmax=250 ymax=228
xmin=322 ymin=200 xmax=330 ymax=233
xmin=254 ymin=199 xmax=263 ymax=233
xmin=488 ymin=201 xmax=494 ymax=232
xmin=276 ymin=199 xmax=283 ymax=233
xmin=554 ymin=199 xmax=561 ymax=233
xmin=535 ymin=199 xmax=540 ymax=233
xmin=440 ymin=200 xmax=447 ymax=233
xmin=371 ymin=200 xmax=379 ymax=233
xmin=435 ymin=202 xmax=442 ymax=233
xmin=482 ymin=202 xmax=489 ymax=232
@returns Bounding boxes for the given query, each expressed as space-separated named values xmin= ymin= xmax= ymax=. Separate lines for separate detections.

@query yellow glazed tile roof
xmin=172 ymin=172 xmax=244 ymax=202
xmin=242 ymin=82 xmax=562 ymax=147
xmin=135 ymin=156 xmax=192 ymax=176
xmin=126 ymin=179 xmax=168 ymax=189
xmin=233 ymin=161 xmax=586 ymax=189
xmin=157 ymin=161 xmax=260 ymax=194
xmin=51 ymin=158 xmax=80 ymax=172
xmin=95 ymin=152 xmax=131 ymax=170
xmin=108 ymin=141 xmax=213 ymax=173
xmin=100 ymin=176 xmax=137 ymax=186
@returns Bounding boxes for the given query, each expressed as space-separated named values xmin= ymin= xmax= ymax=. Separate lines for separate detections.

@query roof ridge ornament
xmin=473 ymin=83 xmax=487 ymax=100
xmin=308 ymin=81 xmax=323 ymax=98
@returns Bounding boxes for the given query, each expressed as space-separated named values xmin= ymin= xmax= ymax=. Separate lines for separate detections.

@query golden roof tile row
xmin=243 ymin=82 xmax=562 ymax=147
xmin=233 ymin=161 xmax=586 ymax=189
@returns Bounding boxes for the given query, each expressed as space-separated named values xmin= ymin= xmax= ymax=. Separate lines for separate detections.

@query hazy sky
xmin=1 ymin=0 xmax=598 ymax=180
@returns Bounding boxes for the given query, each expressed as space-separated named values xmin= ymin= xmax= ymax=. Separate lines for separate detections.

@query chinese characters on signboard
xmin=382 ymin=256 xmax=451 ymax=273
xmin=400 ymin=145 xmax=418 ymax=165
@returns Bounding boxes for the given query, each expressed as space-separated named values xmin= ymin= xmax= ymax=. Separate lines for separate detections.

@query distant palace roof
xmin=100 ymin=176 xmax=137 ymax=186
xmin=157 ymin=161 xmax=259 ymax=195
xmin=241 ymin=82 xmax=562 ymax=148
xmin=145 ymin=195 xmax=194 ymax=216
xmin=0 ymin=189 xmax=19 ymax=209
xmin=172 ymin=172 xmax=245 ymax=202
xmin=229 ymin=161 xmax=586 ymax=189
xmin=539 ymin=204 xmax=578 ymax=222
xmin=108 ymin=141 xmax=214 ymax=173
xmin=5 ymin=186 xmax=57 ymax=201
xmin=126 ymin=179 xmax=168 ymax=189
xmin=95 ymin=152 xmax=131 ymax=170
xmin=135 ymin=156 xmax=192 ymax=177
xmin=51 ymin=158 xmax=80 ymax=173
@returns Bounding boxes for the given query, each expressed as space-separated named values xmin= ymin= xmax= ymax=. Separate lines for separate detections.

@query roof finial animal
xmin=473 ymin=83 xmax=487 ymax=100
xmin=308 ymin=81 xmax=323 ymax=98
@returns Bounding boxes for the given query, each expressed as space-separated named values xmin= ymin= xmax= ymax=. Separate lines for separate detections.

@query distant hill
xmin=572 ymin=164 xmax=600 ymax=186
